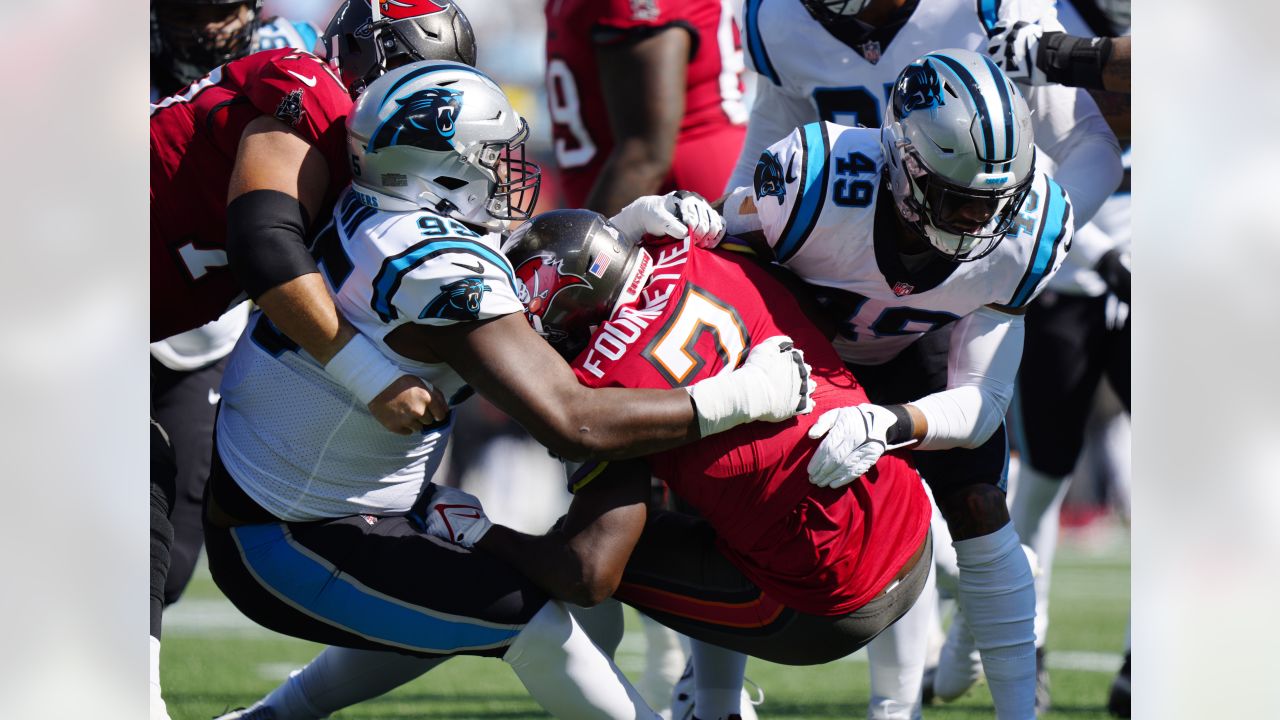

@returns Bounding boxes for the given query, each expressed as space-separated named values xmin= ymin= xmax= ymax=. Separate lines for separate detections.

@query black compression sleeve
xmin=1035 ymin=32 xmax=1114 ymax=91
xmin=225 ymin=189 xmax=317 ymax=300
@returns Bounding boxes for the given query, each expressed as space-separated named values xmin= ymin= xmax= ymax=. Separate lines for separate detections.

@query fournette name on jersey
xmin=754 ymin=121 xmax=1072 ymax=365
xmin=576 ymin=240 xmax=694 ymax=381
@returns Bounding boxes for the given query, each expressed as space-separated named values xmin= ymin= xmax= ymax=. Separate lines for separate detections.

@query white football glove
xmin=415 ymin=484 xmax=493 ymax=548
xmin=609 ymin=191 xmax=726 ymax=248
xmin=987 ymin=21 xmax=1047 ymax=86
xmin=807 ymin=404 xmax=915 ymax=489
xmin=686 ymin=335 xmax=814 ymax=437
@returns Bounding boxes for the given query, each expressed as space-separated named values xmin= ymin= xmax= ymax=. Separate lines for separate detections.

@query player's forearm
xmin=477 ymin=526 xmax=611 ymax=607
xmin=254 ymin=274 xmax=356 ymax=365
xmin=905 ymin=309 xmax=1023 ymax=450
xmin=1102 ymin=36 xmax=1130 ymax=93
xmin=548 ymin=385 xmax=702 ymax=461
xmin=583 ymin=140 xmax=674 ymax=217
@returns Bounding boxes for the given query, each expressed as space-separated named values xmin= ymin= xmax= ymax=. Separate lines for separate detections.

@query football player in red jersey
xmin=416 ymin=210 xmax=933 ymax=720
xmin=148 ymin=3 xmax=473 ymax=717
xmin=545 ymin=0 xmax=748 ymax=214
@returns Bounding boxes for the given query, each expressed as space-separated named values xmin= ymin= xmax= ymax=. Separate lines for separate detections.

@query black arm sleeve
xmin=1036 ymin=32 xmax=1114 ymax=91
xmin=225 ymin=189 xmax=317 ymax=300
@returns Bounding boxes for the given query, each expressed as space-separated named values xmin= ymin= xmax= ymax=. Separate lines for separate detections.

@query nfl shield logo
xmin=892 ymin=281 xmax=914 ymax=297
xmin=859 ymin=40 xmax=882 ymax=64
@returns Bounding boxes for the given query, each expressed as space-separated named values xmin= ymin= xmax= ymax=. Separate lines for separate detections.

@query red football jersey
xmin=568 ymin=240 xmax=931 ymax=615
xmin=150 ymin=48 xmax=353 ymax=342
xmin=545 ymin=0 xmax=748 ymax=206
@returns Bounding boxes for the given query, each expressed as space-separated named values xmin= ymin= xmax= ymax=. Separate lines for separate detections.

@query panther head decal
xmin=370 ymin=88 xmax=463 ymax=153
xmin=420 ymin=276 xmax=491 ymax=321
xmin=754 ymin=151 xmax=787 ymax=205
xmin=893 ymin=60 xmax=945 ymax=119
xmin=513 ymin=254 xmax=590 ymax=337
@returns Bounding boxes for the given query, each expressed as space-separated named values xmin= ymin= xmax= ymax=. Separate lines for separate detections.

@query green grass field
xmin=163 ymin=525 xmax=1129 ymax=720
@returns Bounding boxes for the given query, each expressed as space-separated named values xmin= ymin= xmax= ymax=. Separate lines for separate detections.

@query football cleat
xmin=1035 ymin=646 xmax=1051 ymax=714
xmin=930 ymin=609 xmax=984 ymax=701
xmin=670 ymin=659 xmax=762 ymax=720
xmin=1107 ymin=652 xmax=1131 ymax=718
xmin=212 ymin=704 xmax=276 ymax=720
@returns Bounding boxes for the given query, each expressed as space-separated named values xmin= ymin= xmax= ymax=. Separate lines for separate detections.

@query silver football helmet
xmin=882 ymin=48 xmax=1036 ymax=261
xmin=346 ymin=60 xmax=540 ymax=231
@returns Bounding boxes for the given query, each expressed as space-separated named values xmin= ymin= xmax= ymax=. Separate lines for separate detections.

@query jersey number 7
xmin=641 ymin=284 xmax=750 ymax=387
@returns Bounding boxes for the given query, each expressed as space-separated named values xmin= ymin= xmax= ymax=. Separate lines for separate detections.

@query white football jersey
xmin=216 ymin=188 xmax=523 ymax=521
xmin=753 ymin=122 xmax=1072 ymax=365
xmin=729 ymin=0 xmax=1073 ymax=190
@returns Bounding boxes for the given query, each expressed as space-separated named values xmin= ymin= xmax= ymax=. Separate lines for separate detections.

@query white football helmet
xmin=882 ymin=48 xmax=1035 ymax=261
xmin=346 ymin=60 xmax=541 ymax=231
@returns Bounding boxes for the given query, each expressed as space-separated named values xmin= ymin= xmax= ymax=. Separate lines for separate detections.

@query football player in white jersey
xmin=206 ymin=61 xmax=813 ymax=720
xmin=720 ymin=2 xmax=1121 ymax=717
xmin=708 ymin=49 xmax=1073 ymax=720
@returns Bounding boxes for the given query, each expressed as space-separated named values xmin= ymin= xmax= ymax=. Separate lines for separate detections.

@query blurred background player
xmin=148 ymin=2 xmax=476 ymax=716
xmin=544 ymin=0 xmax=752 ymax=708
xmin=546 ymin=0 xmax=747 ymax=214
xmin=726 ymin=2 xmax=1122 ymax=717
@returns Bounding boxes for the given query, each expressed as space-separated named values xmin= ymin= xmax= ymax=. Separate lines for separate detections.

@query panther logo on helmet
xmin=420 ymin=276 xmax=491 ymax=320
xmin=892 ymin=60 xmax=945 ymax=119
xmin=370 ymin=88 xmax=463 ymax=152
xmin=754 ymin=151 xmax=787 ymax=205
xmin=514 ymin=254 xmax=590 ymax=334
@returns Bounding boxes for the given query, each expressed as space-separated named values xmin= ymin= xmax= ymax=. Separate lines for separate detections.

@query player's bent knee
xmin=937 ymin=483 xmax=1011 ymax=541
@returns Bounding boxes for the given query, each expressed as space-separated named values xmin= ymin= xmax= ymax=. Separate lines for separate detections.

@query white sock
xmin=639 ymin=613 xmax=688 ymax=711
xmin=149 ymin=635 xmax=171 ymax=720
xmin=953 ymin=522 xmax=1037 ymax=720
xmin=262 ymin=646 xmax=446 ymax=719
xmin=866 ymin=562 xmax=935 ymax=720
xmin=505 ymin=600 xmax=658 ymax=719
xmin=925 ymin=487 xmax=959 ymax=599
xmin=689 ymin=640 xmax=747 ymax=719
xmin=570 ymin=599 xmax=626 ymax=658
xmin=1008 ymin=464 xmax=1071 ymax=647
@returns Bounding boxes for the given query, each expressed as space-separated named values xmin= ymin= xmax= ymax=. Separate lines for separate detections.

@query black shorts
xmin=151 ymin=356 xmax=226 ymax=605
xmin=203 ymin=450 xmax=548 ymax=659
xmin=847 ymin=327 xmax=1011 ymax=496
xmin=614 ymin=510 xmax=932 ymax=666
xmin=1012 ymin=291 xmax=1130 ymax=477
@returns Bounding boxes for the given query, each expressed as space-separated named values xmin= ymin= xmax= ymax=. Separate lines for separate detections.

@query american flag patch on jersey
xmin=588 ymin=252 xmax=611 ymax=277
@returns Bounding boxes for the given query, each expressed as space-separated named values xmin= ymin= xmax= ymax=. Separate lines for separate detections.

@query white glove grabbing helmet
xmin=346 ymin=61 xmax=541 ymax=231
xmin=882 ymin=48 xmax=1036 ymax=261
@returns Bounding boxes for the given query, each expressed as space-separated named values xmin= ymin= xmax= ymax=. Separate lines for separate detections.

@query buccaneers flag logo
xmin=379 ymin=0 xmax=448 ymax=22
xmin=513 ymin=254 xmax=590 ymax=334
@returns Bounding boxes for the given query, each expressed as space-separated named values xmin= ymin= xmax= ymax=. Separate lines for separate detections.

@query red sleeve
xmin=242 ymin=49 xmax=353 ymax=179
xmin=592 ymin=0 xmax=700 ymax=42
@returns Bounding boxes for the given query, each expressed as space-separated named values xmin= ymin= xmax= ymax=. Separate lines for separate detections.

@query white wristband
xmin=324 ymin=334 xmax=403 ymax=406
xmin=685 ymin=372 xmax=745 ymax=437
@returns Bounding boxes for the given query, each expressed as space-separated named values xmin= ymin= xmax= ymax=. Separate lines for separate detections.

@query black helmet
xmin=322 ymin=0 xmax=478 ymax=97
xmin=152 ymin=0 xmax=264 ymax=86
xmin=501 ymin=210 xmax=653 ymax=359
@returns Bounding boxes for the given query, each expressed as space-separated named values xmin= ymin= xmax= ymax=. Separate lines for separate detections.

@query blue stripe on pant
xmin=225 ymin=522 xmax=524 ymax=655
